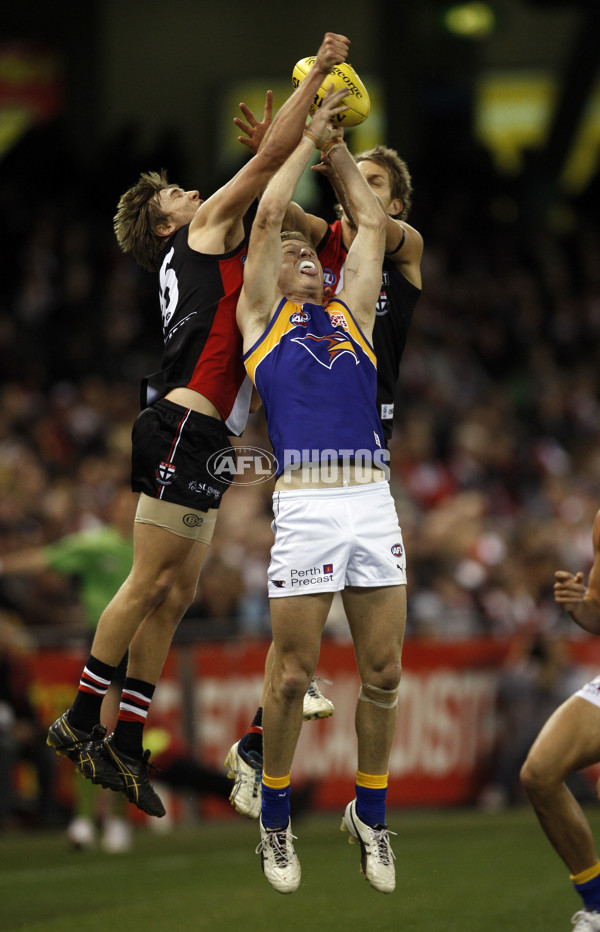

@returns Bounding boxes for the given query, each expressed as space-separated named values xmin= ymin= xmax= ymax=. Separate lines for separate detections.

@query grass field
xmin=0 ymin=805 xmax=593 ymax=931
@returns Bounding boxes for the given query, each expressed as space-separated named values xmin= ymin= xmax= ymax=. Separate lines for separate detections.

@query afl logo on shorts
xmin=156 ymin=461 xmax=176 ymax=485
xmin=323 ymin=268 xmax=337 ymax=288
xmin=183 ymin=514 xmax=204 ymax=528
xmin=391 ymin=543 xmax=403 ymax=557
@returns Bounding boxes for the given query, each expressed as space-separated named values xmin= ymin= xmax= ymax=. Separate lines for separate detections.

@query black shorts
xmin=131 ymin=399 xmax=233 ymax=511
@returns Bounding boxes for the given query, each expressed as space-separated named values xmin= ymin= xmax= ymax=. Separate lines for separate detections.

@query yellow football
xmin=292 ymin=57 xmax=370 ymax=128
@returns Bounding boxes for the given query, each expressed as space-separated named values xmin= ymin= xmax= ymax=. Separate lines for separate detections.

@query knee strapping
xmin=359 ymin=682 xmax=399 ymax=710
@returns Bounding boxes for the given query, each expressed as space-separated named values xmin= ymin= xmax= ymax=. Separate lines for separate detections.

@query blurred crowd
xmin=1 ymin=122 xmax=600 ymax=652
xmin=0 ymin=104 xmax=599 ymax=834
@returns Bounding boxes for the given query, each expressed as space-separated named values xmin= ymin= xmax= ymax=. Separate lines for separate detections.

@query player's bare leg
xmin=255 ymin=592 xmax=332 ymax=894
xmin=343 ymin=585 xmax=406 ymax=774
xmin=521 ymin=696 xmax=600 ymax=874
xmin=125 ymin=533 xmax=209 ymax=682
xmin=264 ymin=592 xmax=333 ymax=780
xmin=90 ymin=522 xmax=206 ymax=671
xmin=226 ymin=629 xmax=334 ymax=819
xmin=340 ymin=584 xmax=406 ymax=893
xmin=521 ymin=695 xmax=600 ymax=928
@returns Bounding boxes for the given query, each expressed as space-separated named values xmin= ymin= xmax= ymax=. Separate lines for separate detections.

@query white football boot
xmin=302 ymin=677 xmax=335 ymax=721
xmin=256 ymin=818 xmax=301 ymax=894
xmin=341 ymin=798 xmax=396 ymax=893
xmin=224 ymin=739 xmax=262 ymax=819
xmin=572 ymin=911 xmax=600 ymax=931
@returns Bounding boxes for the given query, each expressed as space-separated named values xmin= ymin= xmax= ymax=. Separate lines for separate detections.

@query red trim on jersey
xmin=317 ymin=220 xmax=347 ymax=295
xmin=186 ymin=256 xmax=246 ymax=421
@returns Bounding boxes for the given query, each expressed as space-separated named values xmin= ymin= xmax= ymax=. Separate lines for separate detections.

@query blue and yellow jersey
xmin=243 ymin=297 xmax=384 ymax=474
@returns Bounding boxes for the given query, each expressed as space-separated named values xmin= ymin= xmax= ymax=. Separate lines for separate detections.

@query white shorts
xmin=267 ymin=482 xmax=407 ymax=598
xmin=575 ymin=676 xmax=600 ymax=708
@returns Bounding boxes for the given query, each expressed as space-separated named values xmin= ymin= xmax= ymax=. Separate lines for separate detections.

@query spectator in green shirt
xmin=0 ymin=485 xmax=136 ymax=851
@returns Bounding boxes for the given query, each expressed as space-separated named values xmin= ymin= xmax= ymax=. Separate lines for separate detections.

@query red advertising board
xmin=182 ymin=639 xmax=509 ymax=809
xmin=28 ymin=636 xmax=600 ymax=813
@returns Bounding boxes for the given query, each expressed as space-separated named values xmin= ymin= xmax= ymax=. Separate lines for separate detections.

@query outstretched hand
xmin=234 ymin=90 xmax=273 ymax=155
xmin=305 ymin=85 xmax=348 ymax=148
xmin=554 ymin=570 xmax=586 ymax=613
xmin=312 ymin=126 xmax=345 ymax=177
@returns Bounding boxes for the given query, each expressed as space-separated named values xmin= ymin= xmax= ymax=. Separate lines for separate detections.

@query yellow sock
xmin=262 ymin=772 xmax=291 ymax=790
xmin=356 ymin=769 xmax=388 ymax=789
xmin=571 ymin=862 xmax=600 ymax=885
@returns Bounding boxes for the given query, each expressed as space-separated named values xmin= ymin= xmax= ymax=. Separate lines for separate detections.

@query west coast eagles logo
xmin=291 ymin=331 xmax=359 ymax=369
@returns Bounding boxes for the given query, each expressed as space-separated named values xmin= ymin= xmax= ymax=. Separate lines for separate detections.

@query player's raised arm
xmin=237 ymin=87 xmax=348 ymax=348
xmin=235 ymin=34 xmax=349 ymax=161
xmin=260 ymin=33 xmax=349 ymax=159
xmin=190 ymin=33 xmax=349 ymax=251
xmin=554 ymin=508 xmax=600 ymax=634
xmin=314 ymin=149 xmax=423 ymax=288
xmin=327 ymin=147 xmax=387 ymax=339
xmin=233 ymin=93 xmax=329 ymax=246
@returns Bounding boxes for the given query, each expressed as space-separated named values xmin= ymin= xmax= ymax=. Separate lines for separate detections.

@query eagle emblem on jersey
xmin=291 ymin=331 xmax=359 ymax=369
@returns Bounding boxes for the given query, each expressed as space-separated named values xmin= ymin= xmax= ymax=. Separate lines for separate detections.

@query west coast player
xmin=226 ymin=99 xmax=422 ymax=825
xmin=236 ymin=88 xmax=406 ymax=895
xmin=233 ymin=93 xmax=423 ymax=442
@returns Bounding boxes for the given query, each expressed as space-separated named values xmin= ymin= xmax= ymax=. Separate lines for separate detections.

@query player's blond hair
xmin=354 ymin=145 xmax=413 ymax=220
xmin=280 ymin=231 xmax=313 ymax=248
xmin=113 ymin=169 xmax=173 ymax=272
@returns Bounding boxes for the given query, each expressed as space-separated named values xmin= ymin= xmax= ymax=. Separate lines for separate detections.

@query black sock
xmin=241 ymin=706 xmax=263 ymax=753
xmin=112 ymin=677 xmax=155 ymax=757
xmin=69 ymin=655 xmax=116 ymax=732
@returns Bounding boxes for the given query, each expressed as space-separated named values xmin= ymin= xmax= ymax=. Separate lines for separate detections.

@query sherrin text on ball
xmin=292 ymin=57 xmax=370 ymax=127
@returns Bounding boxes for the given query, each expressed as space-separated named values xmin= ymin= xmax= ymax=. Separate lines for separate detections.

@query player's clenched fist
xmin=315 ymin=33 xmax=350 ymax=73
